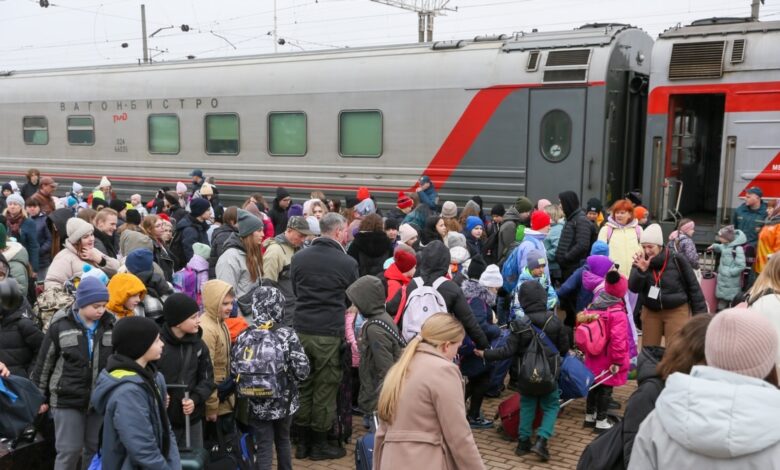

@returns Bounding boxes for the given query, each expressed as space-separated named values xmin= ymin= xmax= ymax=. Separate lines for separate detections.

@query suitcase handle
xmin=166 ymin=384 xmax=191 ymax=449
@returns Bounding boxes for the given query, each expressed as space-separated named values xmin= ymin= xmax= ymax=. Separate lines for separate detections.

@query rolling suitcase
xmin=354 ymin=414 xmax=377 ymax=470
xmin=168 ymin=386 xmax=208 ymax=470
xmin=0 ymin=415 xmax=56 ymax=470
xmin=700 ymin=251 xmax=718 ymax=313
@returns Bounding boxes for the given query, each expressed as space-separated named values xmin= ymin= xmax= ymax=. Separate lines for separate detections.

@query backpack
xmin=401 ymin=277 xmax=448 ymax=341
xmin=35 ymin=286 xmax=76 ymax=332
xmin=500 ymin=242 xmax=523 ymax=292
xmin=233 ymin=325 xmax=286 ymax=400
xmin=514 ymin=316 xmax=559 ymax=396
xmin=172 ymin=266 xmax=203 ymax=308
xmin=575 ymin=315 xmax=608 ymax=356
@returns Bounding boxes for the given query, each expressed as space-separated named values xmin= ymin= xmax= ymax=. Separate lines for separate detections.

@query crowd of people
xmin=0 ymin=168 xmax=778 ymax=470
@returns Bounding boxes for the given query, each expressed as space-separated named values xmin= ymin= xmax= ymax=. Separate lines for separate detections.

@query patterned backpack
xmin=233 ymin=325 xmax=286 ymax=399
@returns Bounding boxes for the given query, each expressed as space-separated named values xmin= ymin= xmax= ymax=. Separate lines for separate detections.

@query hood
xmin=263 ymin=232 xmax=295 ymax=250
xmin=202 ymin=279 xmax=233 ymax=322
xmin=558 ymin=191 xmax=580 ymax=218
xmin=462 ymin=279 xmax=496 ymax=307
xmin=251 ymin=285 xmax=287 ymax=325
xmin=587 ymin=255 xmax=613 ymax=277
xmin=636 ymin=346 xmax=665 ymax=384
xmin=502 ymin=207 xmax=521 ymax=223
xmin=517 ymin=281 xmax=547 ymax=314
xmin=523 ymin=228 xmax=547 ymax=241
xmin=352 ymin=231 xmax=392 ymax=257
xmin=3 ymin=242 xmax=26 ymax=263
xmin=582 ymin=268 xmax=606 ymax=293
xmin=107 ymin=273 xmax=147 ymax=318
xmin=656 ymin=365 xmax=780 ymax=458
xmin=346 ymin=275 xmax=386 ymax=318
xmin=186 ymin=253 xmax=209 ymax=271
xmin=725 ymin=229 xmax=748 ymax=248
xmin=91 ymin=361 xmax=147 ymax=415
xmin=419 ymin=240 xmax=450 ymax=281
xmin=222 ymin=232 xmax=245 ymax=253
xmin=384 ymin=262 xmax=410 ymax=283
xmin=589 ymin=291 xmax=622 ymax=310
xmin=119 ymin=230 xmax=153 ymax=258
xmin=605 ymin=217 xmax=638 ymax=229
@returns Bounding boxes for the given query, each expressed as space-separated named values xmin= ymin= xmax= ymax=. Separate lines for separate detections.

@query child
xmin=480 ymin=281 xmax=569 ymax=461
xmin=200 ymin=280 xmax=236 ymax=434
xmin=31 ymin=276 xmax=115 ymax=469
xmin=709 ymin=225 xmax=747 ymax=310
xmin=232 ymin=285 xmax=310 ymax=469
xmin=511 ymin=250 xmax=557 ymax=320
xmin=578 ymin=269 xmax=630 ymax=432
xmin=157 ymin=293 xmax=216 ymax=449
xmin=379 ymin=248 xmax=417 ymax=323
xmin=91 ymin=316 xmax=180 ymax=468
xmin=668 ymin=218 xmax=700 ymax=270
xmin=189 ymin=242 xmax=211 ymax=296
xmin=106 ymin=272 xmax=147 ymax=319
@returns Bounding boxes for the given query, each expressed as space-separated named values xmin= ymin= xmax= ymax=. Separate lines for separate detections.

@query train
xmin=1 ymin=14 xmax=778 ymax=242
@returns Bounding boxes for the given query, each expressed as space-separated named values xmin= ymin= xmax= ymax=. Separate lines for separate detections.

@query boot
xmin=309 ymin=430 xmax=346 ymax=460
xmin=515 ymin=438 xmax=532 ymax=456
xmin=530 ymin=436 xmax=550 ymax=462
xmin=294 ymin=426 xmax=310 ymax=460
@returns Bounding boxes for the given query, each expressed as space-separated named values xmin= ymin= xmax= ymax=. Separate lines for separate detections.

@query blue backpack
xmin=501 ymin=243 xmax=522 ymax=292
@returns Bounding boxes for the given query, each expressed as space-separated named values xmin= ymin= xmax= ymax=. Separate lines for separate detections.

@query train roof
xmin=659 ymin=17 xmax=780 ymax=39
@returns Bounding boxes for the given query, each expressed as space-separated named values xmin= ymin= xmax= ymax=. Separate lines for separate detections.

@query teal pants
xmin=295 ymin=334 xmax=343 ymax=433
xmin=519 ymin=389 xmax=559 ymax=440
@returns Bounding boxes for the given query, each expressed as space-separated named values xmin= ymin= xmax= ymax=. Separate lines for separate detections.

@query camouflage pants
xmin=294 ymin=334 xmax=342 ymax=433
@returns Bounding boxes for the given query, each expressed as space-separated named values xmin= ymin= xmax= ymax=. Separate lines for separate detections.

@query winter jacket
xmin=385 ymin=207 xmax=408 ymax=227
xmin=44 ymin=240 xmax=120 ymax=289
xmin=711 ymin=229 xmax=747 ymax=301
xmin=20 ymin=181 xmax=38 ymax=203
xmin=347 ymin=276 xmax=404 ymax=412
xmin=556 ymin=209 xmax=595 ymax=277
xmin=497 ymin=208 xmax=522 ymax=265
xmin=756 ymin=215 xmax=780 ymax=273
xmin=262 ymin=234 xmax=299 ymax=326
xmin=629 ymin=365 xmax=780 ymax=470
xmin=5 ymin=217 xmax=39 ymax=272
xmin=598 ymin=218 xmax=642 ymax=278
xmin=667 ymin=232 xmax=699 ymax=270
xmin=94 ymin=228 xmax=118 ymax=260
xmin=347 ymin=231 xmax=394 ymax=277
xmin=201 ymin=280 xmax=235 ymax=416
xmin=417 ymin=185 xmax=438 ymax=211
xmin=267 ymin=199 xmax=289 ymax=236
xmin=459 ymin=279 xmax=501 ymax=378
xmin=512 ymin=229 xmax=551 ymax=280
xmin=378 ymin=262 xmax=413 ymax=321
xmin=463 ymin=231 xmax=483 ymax=259
xmin=582 ymin=293 xmax=630 ymax=387
xmin=629 ymin=248 xmax=707 ymax=314
xmin=511 ymin=269 xmax=557 ymax=319
xmin=733 ymin=201 xmax=767 ymax=247
xmin=3 ymin=242 xmax=31 ymax=295
xmin=152 ymin=240 xmax=175 ymax=283
xmin=175 ymin=214 xmax=209 ymax=267
xmin=622 ymin=346 xmax=665 ymax=467
xmin=291 ymin=237 xmax=359 ymax=337
xmin=30 ymin=212 xmax=52 ymax=269
xmin=216 ymin=233 xmax=256 ymax=298
xmin=386 ymin=241 xmax=490 ymax=349
xmin=545 ymin=220 xmax=564 ymax=278
xmin=31 ymin=306 xmax=115 ymax=409
xmin=168 ymin=204 xmax=188 ymax=227
xmin=208 ymin=223 xmax=237 ymax=277
xmin=0 ymin=305 xmax=44 ymax=377
xmin=373 ymin=342 xmax=485 ymax=470
xmin=556 ymin=265 xmax=595 ymax=313
xmin=747 ymin=291 xmax=780 ymax=365
xmin=91 ymin=358 xmax=180 ymax=470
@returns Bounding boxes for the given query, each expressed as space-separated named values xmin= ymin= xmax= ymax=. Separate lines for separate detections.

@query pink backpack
xmin=575 ymin=314 xmax=608 ymax=356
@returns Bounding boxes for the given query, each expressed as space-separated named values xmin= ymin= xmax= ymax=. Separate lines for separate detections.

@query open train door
xmin=526 ymin=88 xmax=586 ymax=201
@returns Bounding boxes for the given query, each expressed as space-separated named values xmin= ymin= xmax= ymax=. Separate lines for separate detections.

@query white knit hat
xmin=176 ymin=182 xmax=187 ymax=194
xmin=66 ymin=217 xmax=94 ymax=244
xmin=450 ymin=246 xmax=470 ymax=264
xmin=99 ymin=176 xmax=111 ymax=188
xmin=479 ymin=265 xmax=504 ymax=288
xmin=72 ymin=182 xmax=83 ymax=194
xmin=399 ymin=224 xmax=418 ymax=244
xmin=640 ymin=223 xmax=664 ymax=246
xmin=441 ymin=201 xmax=458 ymax=218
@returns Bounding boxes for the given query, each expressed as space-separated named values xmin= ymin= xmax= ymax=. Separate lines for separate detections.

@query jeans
xmin=295 ymin=334 xmax=342 ymax=432
xmin=586 ymin=384 xmax=614 ymax=421
xmin=251 ymin=416 xmax=292 ymax=470
xmin=519 ymin=390 xmax=559 ymax=440
xmin=51 ymin=407 xmax=101 ymax=470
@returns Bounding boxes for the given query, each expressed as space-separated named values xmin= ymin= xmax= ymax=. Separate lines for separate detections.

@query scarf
xmin=5 ymin=213 xmax=23 ymax=237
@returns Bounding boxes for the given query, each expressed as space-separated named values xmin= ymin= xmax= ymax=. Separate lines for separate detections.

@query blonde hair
xmin=544 ymin=203 xmax=564 ymax=223
xmin=376 ymin=313 xmax=465 ymax=424
xmin=749 ymin=254 xmax=780 ymax=303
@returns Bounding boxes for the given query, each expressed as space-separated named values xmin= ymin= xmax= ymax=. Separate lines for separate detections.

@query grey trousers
xmin=251 ymin=415 xmax=292 ymax=470
xmin=51 ymin=407 xmax=102 ymax=470
xmin=172 ymin=418 xmax=205 ymax=449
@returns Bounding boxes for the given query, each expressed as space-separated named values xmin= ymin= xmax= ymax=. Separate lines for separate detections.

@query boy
xmin=106 ymin=272 xmax=147 ymax=319
xmin=157 ymin=293 xmax=216 ymax=449
xmin=91 ymin=316 xmax=180 ymax=469
xmin=32 ymin=276 xmax=115 ymax=470
xmin=511 ymin=250 xmax=557 ymax=320
xmin=201 ymin=280 xmax=236 ymax=434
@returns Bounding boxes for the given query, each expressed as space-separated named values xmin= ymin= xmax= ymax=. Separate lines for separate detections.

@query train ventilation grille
xmin=543 ymin=69 xmax=587 ymax=83
xmin=668 ymin=41 xmax=725 ymax=80
xmin=527 ymin=51 xmax=540 ymax=71
xmin=731 ymin=39 xmax=746 ymax=64
xmin=545 ymin=49 xmax=591 ymax=66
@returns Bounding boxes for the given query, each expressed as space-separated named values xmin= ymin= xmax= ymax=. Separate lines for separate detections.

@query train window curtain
xmin=148 ymin=114 xmax=180 ymax=154
xmin=268 ymin=112 xmax=307 ymax=156
xmin=23 ymin=116 xmax=48 ymax=145
xmin=339 ymin=110 xmax=382 ymax=157
xmin=205 ymin=113 xmax=240 ymax=155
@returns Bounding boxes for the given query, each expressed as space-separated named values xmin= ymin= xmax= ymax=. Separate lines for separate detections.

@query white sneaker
xmin=583 ymin=413 xmax=596 ymax=428
xmin=595 ymin=418 xmax=613 ymax=432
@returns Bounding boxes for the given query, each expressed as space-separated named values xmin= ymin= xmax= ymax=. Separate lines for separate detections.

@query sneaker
xmin=594 ymin=418 xmax=613 ymax=433
xmin=636 ymin=329 xmax=643 ymax=336
xmin=468 ymin=416 xmax=494 ymax=429
xmin=583 ymin=412 xmax=596 ymax=428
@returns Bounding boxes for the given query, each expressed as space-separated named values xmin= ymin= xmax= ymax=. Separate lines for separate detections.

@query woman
xmin=755 ymin=204 xmax=780 ymax=274
xmin=142 ymin=215 xmax=175 ymax=282
xmin=746 ymin=254 xmax=780 ymax=365
xmin=3 ymin=194 xmax=39 ymax=274
xmin=544 ymin=204 xmax=565 ymax=284
xmin=347 ymin=213 xmax=393 ymax=277
xmin=667 ymin=218 xmax=699 ymax=271
xmin=215 ymin=209 xmax=264 ymax=299
xmin=45 ymin=217 xmax=120 ymax=289
xmin=598 ymin=198 xmax=642 ymax=278
xmin=374 ymin=313 xmax=486 ymax=470
xmin=629 ymin=224 xmax=707 ymax=347
xmin=630 ymin=308 xmax=780 ymax=469
xmin=303 ymin=199 xmax=327 ymax=220
xmin=419 ymin=216 xmax=446 ymax=248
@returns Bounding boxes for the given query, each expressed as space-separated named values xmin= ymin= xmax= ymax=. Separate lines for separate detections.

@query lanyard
xmin=652 ymin=250 xmax=669 ymax=286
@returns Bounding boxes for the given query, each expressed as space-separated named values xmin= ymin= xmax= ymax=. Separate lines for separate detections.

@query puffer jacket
xmin=209 ymin=223 xmax=238 ymax=277
xmin=347 ymin=276 xmax=404 ymax=412
xmin=44 ymin=240 xmax=120 ymax=290
xmin=629 ymin=248 xmax=707 ymax=314
xmin=497 ymin=208 xmax=522 ymax=265
xmin=667 ymin=232 xmax=699 ymax=269
xmin=201 ymin=280 xmax=235 ymax=416
xmin=459 ymin=279 xmax=501 ymax=378
xmin=511 ymin=268 xmax=557 ymax=319
xmin=629 ymin=366 xmax=780 ymax=470
xmin=31 ymin=306 xmax=115 ymax=409
xmin=3 ymin=242 xmax=30 ymax=294
xmin=175 ymin=214 xmax=209 ymax=267
xmin=0 ymin=305 xmax=44 ymax=377
xmin=598 ymin=218 xmax=642 ymax=278
xmin=556 ymin=191 xmax=596 ymax=276
xmin=216 ymin=233 xmax=255 ymax=298
xmin=712 ymin=229 xmax=747 ymax=301
xmin=622 ymin=346 xmax=665 ymax=467
xmin=545 ymin=220 xmax=564 ymax=278
xmin=347 ymin=231 xmax=394 ymax=277
xmin=30 ymin=212 xmax=53 ymax=269
xmin=5 ymin=216 xmax=39 ymax=272
xmin=756 ymin=216 xmax=780 ymax=273
xmin=512 ymin=229 xmax=550 ymax=280
xmin=582 ymin=292 xmax=629 ymax=388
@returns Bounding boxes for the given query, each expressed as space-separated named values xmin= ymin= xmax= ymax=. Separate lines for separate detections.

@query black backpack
xmin=513 ymin=316 xmax=558 ymax=396
xmin=170 ymin=229 xmax=186 ymax=271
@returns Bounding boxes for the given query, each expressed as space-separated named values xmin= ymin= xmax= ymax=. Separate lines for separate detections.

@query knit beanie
xmin=1 ymin=183 xmax=11 ymax=193
xmin=515 ymin=224 xmax=525 ymax=242
xmin=125 ymin=209 xmax=142 ymax=225
xmin=604 ymin=270 xmax=628 ymax=298
xmin=192 ymin=242 xmax=211 ymax=259
xmin=464 ymin=200 xmax=481 ymax=215
xmin=586 ymin=197 xmax=603 ymax=213
xmin=81 ymin=264 xmax=109 ymax=285
xmin=590 ymin=240 xmax=610 ymax=257
xmin=491 ymin=204 xmax=506 ymax=217
xmin=717 ymin=225 xmax=736 ymax=243
xmin=357 ymin=187 xmax=370 ymax=202
xmin=526 ymin=249 xmax=547 ymax=271
xmin=125 ymin=248 xmax=154 ymax=275
xmin=393 ymin=248 xmax=417 ymax=273
xmin=537 ymin=199 xmax=552 ymax=211
xmin=66 ymin=196 xmax=78 ymax=208
xmin=466 ymin=216 xmax=484 ymax=233
xmin=705 ymin=308 xmax=778 ymax=379
xmin=640 ymin=223 xmax=664 ymax=246
xmin=237 ymin=209 xmax=264 ymax=237
xmin=67 ymin=217 xmax=94 ymax=244
xmin=306 ymin=216 xmax=321 ymax=236
xmin=109 ymin=199 xmax=126 ymax=213
xmin=531 ymin=210 xmax=551 ymax=231
xmin=0 ymin=225 xmax=5 ymax=250
xmin=467 ymin=255 xmax=488 ymax=280
xmin=587 ymin=255 xmax=614 ymax=278
xmin=276 ymin=187 xmax=291 ymax=200
xmin=399 ymin=224 xmax=418 ymax=244
xmin=75 ymin=276 xmax=109 ymax=309
xmin=162 ymin=293 xmax=200 ymax=327
xmin=176 ymin=182 xmax=187 ymax=194
xmin=355 ymin=198 xmax=376 ymax=217
xmin=514 ymin=196 xmax=534 ymax=214
xmin=99 ymin=176 xmax=111 ymax=188
xmin=189 ymin=198 xmax=211 ymax=218
xmin=5 ymin=194 xmax=24 ymax=208
xmin=397 ymin=191 xmax=413 ymax=209
xmin=441 ymin=201 xmax=457 ymax=218
xmin=450 ymin=246 xmax=470 ymax=264
xmin=92 ymin=198 xmax=107 ymax=211
xmin=199 ymin=183 xmax=213 ymax=196
xmin=479 ymin=264 xmax=503 ymax=288
xmin=72 ymin=182 xmax=83 ymax=194
xmin=381 ymin=219 xmax=398 ymax=233
xmin=112 ymin=316 xmax=160 ymax=360
xmin=287 ymin=204 xmax=304 ymax=218
xmin=8 ymin=181 xmax=18 ymax=193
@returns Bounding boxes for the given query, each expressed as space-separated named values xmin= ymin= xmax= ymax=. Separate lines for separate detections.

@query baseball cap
xmin=287 ymin=216 xmax=314 ymax=236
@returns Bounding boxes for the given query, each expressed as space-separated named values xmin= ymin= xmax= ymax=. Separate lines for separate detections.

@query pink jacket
xmin=345 ymin=310 xmax=360 ymax=367
xmin=584 ymin=300 xmax=630 ymax=388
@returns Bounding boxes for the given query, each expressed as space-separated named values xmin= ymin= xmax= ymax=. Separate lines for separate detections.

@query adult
xmin=0 ymin=258 xmax=43 ymax=377
xmin=746 ymin=254 xmax=780 ymax=365
xmin=190 ymin=168 xmax=204 ymax=196
xmin=262 ymin=216 xmax=311 ymax=326
xmin=374 ymin=313 xmax=486 ymax=470
xmin=386 ymin=191 xmax=414 ymax=226
xmin=419 ymin=215 xmax=446 ymax=248
xmin=93 ymin=208 xmax=119 ymax=259
xmin=96 ymin=176 xmax=116 ymax=203
xmin=173 ymin=198 xmax=211 ymax=268
xmin=347 ymin=213 xmax=394 ymax=277
xmin=302 ymin=198 xmax=327 ymax=221
xmin=45 ymin=217 xmax=120 ymax=290
xmin=0 ymin=225 xmax=31 ymax=294
xmin=290 ymin=213 xmax=358 ymax=460
xmin=755 ymin=204 xmax=780 ymax=275
xmin=216 ymin=209 xmax=265 ymax=299
xmin=29 ymin=176 xmax=58 ymax=215
xmin=415 ymin=175 xmax=438 ymax=211
xmin=733 ymin=186 xmax=767 ymax=249
xmin=629 ymin=224 xmax=707 ymax=347
xmin=556 ymin=191 xmax=596 ymax=280
xmin=630 ymin=309 xmax=780 ymax=469
xmin=268 ymin=187 xmax=292 ymax=236
xmin=598 ymin=198 xmax=643 ymax=278
xmin=3 ymin=193 xmax=39 ymax=274
xmin=497 ymin=202 xmax=524 ymax=265
xmin=141 ymin=215 xmax=176 ymax=282
xmin=20 ymin=168 xmax=40 ymax=202
xmin=26 ymin=198 xmax=52 ymax=279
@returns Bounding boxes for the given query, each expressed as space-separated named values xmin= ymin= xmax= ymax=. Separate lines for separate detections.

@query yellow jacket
xmin=598 ymin=219 xmax=642 ymax=278
xmin=200 ymin=279 xmax=235 ymax=416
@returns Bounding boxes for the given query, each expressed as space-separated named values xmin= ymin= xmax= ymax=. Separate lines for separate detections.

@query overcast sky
xmin=1 ymin=0 xmax=777 ymax=70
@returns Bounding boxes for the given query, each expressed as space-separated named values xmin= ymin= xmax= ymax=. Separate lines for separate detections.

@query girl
xmin=667 ymin=218 xmax=699 ymax=271
xmin=141 ymin=215 xmax=175 ymax=282
xmin=216 ymin=209 xmax=264 ymax=299
xmin=709 ymin=225 xmax=746 ymax=310
xmin=347 ymin=213 xmax=394 ymax=277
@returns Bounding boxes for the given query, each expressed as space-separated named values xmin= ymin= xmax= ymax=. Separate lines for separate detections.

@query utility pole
xmin=370 ymin=1 xmax=455 ymax=43
xmin=751 ymin=0 xmax=765 ymax=20
xmin=273 ymin=0 xmax=278 ymax=53
xmin=141 ymin=4 xmax=149 ymax=63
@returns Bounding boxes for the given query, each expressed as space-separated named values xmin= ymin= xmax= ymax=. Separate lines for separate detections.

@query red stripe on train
xmin=648 ymin=82 xmax=780 ymax=115
xmin=738 ymin=151 xmax=780 ymax=198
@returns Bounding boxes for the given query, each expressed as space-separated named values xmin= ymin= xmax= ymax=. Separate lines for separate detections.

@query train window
xmin=148 ymin=114 xmax=180 ymax=154
xmin=540 ymin=110 xmax=571 ymax=162
xmin=205 ymin=114 xmax=239 ymax=155
xmin=268 ymin=112 xmax=307 ymax=156
xmin=339 ymin=110 xmax=382 ymax=158
xmin=67 ymin=116 xmax=95 ymax=145
xmin=23 ymin=117 xmax=48 ymax=145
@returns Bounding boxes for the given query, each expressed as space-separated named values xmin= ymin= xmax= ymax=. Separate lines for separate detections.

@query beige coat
xmin=200 ymin=279 xmax=234 ymax=417
xmin=374 ymin=343 xmax=485 ymax=470
xmin=44 ymin=240 xmax=119 ymax=289
xmin=598 ymin=219 xmax=643 ymax=278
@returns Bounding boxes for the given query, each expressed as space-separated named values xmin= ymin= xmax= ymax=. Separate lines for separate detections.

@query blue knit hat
xmin=125 ymin=248 xmax=154 ymax=275
xmin=76 ymin=276 xmax=109 ymax=309
xmin=590 ymin=240 xmax=609 ymax=257
xmin=466 ymin=216 xmax=484 ymax=233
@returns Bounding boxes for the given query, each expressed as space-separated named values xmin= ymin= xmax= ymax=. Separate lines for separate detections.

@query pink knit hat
xmin=604 ymin=270 xmax=628 ymax=299
xmin=705 ymin=308 xmax=778 ymax=379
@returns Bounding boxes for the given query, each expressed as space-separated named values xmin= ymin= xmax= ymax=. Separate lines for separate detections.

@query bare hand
xmin=609 ymin=364 xmax=620 ymax=375
xmin=632 ymin=252 xmax=650 ymax=272
xmin=182 ymin=398 xmax=195 ymax=415
xmin=0 ymin=361 xmax=9 ymax=378
xmin=415 ymin=186 xmax=422 ymax=192
xmin=165 ymin=394 xmax=170 ymax=408
xmin=206 ymin=413 xmax=218 ymax=422
xmin=38 ymin=403 xmax=49 ymax=415
xmin=473 ymin=349 xmax=484 ymax=358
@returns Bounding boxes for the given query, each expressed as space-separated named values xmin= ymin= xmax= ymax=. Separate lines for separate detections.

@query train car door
xmin=526 ymin=88 xmax=586 ymax=201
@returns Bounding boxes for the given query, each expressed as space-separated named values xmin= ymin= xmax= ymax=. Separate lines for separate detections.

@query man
xmin=291 ymin=213 xmax=358 ymax=461
xmin=385 ymin=191 xmax=414 ymax=226
xmin=734 ymin=186 xmax=767 ymax=249
xmin=555 ymin=191 xmax=595 ymax=281
xmin=29 ymin=176 xmax=57 ymax=215
xmin=268 ymin=187 xmax=292 ymax=236
xmin=190 ymin=169 xmax=204 ymax=196
xmin=173 ymin=198 xmax=211 ymax=268
xmin=93 ymin=208 xmax=119 ymax=259
xmin=164 ymin=191 xmax=188 ymax=225
xmin=262 ymin=216 xmax=311 ymax=327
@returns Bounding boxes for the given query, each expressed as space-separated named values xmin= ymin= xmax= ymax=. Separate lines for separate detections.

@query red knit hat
xmin=157 ymin=213 xmax=171 ymax=222
xmin=530 ymin=210 xmax=551 ymax=231
xmin=393 ymin=248 xmax=417 ymax=273
xmin=397 ymin=191 xmax=413 ymax=209
xmin=357 ymin=187 xmax=370 ymax=202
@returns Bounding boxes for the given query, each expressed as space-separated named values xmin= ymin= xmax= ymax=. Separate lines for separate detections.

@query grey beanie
xmin=237 ymin=209 xmax=264 ymax=238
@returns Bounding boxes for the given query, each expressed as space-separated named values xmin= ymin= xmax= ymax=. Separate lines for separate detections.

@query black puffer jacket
xmin=31 ymin=307 xmax=115 ymax=409
xmin=157 ymin=325 xmax=215 ymax=427
xmin=0 ymin=306 xmax=44 ymax=377
xmin=208 ymin=223 xmax=238 ymax=278
xmin=556 ymin=191 xmax=596 ymax=276
xmin=347 ymin=231 xmax=394 ymax=277
xmin=628 ymin=248 xmax=707 ymax=313
xmin=268 ymin=199 xmax=289 ymax=237
xmin=386 ymin=240 xmax=489 ymax=349
xmin=174 ymin=214 xmax=209 ymax=268
xmin=94 ymin=229 xmax=118 ymax=259
xmin=622 ymin=346 xmax=665 ymax=467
